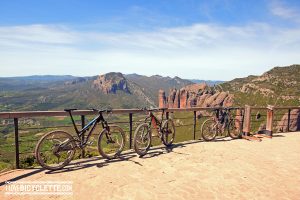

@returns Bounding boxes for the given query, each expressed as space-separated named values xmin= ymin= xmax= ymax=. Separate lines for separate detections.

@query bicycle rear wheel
xmin=35 ymin=130 xmax=76 ymax=170
xmin=133 ymin=123 xmax=151 ymax=156
xmin=201 ymin=119 xmax=218 ymax=141
xmin=161 ymin=119 xmax=175 ymax=146
xmin=98 ymin=125 xmax=125 ymax=160
xmin=228 ymin=119 xmax=242 ymax=139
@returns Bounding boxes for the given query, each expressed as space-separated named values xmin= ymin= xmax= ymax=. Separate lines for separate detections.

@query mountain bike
xmin=133 ymin=108 xmax=175 ymax=156
xmin=35 ymin=108 xmax=125 ymax=170
xmin=201 ymin=108 xmax=242 ymax=141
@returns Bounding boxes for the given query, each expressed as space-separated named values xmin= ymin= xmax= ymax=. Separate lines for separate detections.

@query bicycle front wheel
xmin=161 ymin=119 xmax=175 ymax=146
xmin=133 ymin=123 xmax=151 ymax=156
xmin=201 ymin=119 xmax=218 ymax=141
xmin=228 ymin=119 xmax=242 ymax=139
xmin=98 ymin=125 xmax=125 ymax=160
xmin=35 ymin=130 xmax=76 ymax=170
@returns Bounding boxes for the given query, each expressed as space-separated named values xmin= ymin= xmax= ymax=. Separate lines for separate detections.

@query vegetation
xmin=1 ymin=65 xmax=300 ymax=171
xmin=221 ymin=64 xmax=300 ymax=107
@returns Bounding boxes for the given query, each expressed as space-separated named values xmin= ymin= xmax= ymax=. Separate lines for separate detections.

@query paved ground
xmin=1 ymin=132 xmax=300 ymax=200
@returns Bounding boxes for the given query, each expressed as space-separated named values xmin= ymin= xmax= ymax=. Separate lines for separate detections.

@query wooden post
xmin=81 ymin=115 xmax=85 ymax=158
xmin=242 ymin=105 xmax=251 ymax=136
xmin=14 ymin=118 xmax=20 ymax=169
xmin=266 ymin=105 xmax=274 ymax=137
xmin=129 ymin=113 xmax=133 ymax=149
xmin=287 ymin=109 xmax=291 ymax=132
xmin=193 ymin=111 xmax=196 ymax=140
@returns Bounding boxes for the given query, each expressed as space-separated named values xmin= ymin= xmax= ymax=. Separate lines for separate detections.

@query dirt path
xmin=1 ymin=132 xmax=300 ymax=200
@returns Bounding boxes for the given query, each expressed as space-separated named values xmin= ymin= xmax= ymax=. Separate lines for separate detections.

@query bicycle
xmin=201 ymin=108 xmax=242 ymax=141
xmin=35 ymin=108 xmax=125 ymax=170
xmin=133 ymin=108 xmax=175 ymax=156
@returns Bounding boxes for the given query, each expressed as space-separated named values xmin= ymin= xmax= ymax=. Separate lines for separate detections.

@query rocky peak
xmin=158 ymin=83 xmax=233 ymax=110
xmin=93 ymin=72 xmax=130 ymax=94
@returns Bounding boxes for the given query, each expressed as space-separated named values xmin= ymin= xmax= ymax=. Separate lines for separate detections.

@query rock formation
xmin=158 ymin=90 xmax=167 ymax=108
xmin=158 ymin=83 xmax=234 ymax=111
xmin=93 ymin=72 xmax=130 ymax=94
xmin=276 ymin=109 xmax=300 ymax=132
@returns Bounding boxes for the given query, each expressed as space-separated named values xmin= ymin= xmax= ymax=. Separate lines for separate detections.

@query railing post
xmin=242 ymin=105 xmax=251 ymax=136
xmin=235 ymin=109 xmax=243 ymax=131
xmin=287 ymin=109 xmax=291 ymax=132
xmin=266 ymin=105 xmax=274 ymax=137
xmin=193 ymin=111 xmax=196 ymax=140
xmin=81 ymin=115 xmax=85 ymax=158
xmin=14 ymin=118 xmax=20 ymax=169
xmin=129 ymin=113 xmax=133 ymax=149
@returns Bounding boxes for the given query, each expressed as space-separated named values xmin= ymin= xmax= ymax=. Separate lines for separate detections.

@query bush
xmin=20 ymin=155 xmax=36 ymax=168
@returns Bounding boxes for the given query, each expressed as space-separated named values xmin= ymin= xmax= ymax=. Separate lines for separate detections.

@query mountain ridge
xmin=0 ymin=72 xmax=195 ymax=111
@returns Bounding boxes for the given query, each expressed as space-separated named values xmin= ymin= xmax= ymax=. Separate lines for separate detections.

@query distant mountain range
xmin=0 ymin=73 xmax=197 ymax=111
xmin=0 ymin=65 xmax=299 ymax=111
xmin=189 ymin=79 xmax=224 ymax=85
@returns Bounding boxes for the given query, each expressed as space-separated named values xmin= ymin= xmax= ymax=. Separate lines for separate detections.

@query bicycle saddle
xmin=64 ymin=108 xmax=78 ymax=112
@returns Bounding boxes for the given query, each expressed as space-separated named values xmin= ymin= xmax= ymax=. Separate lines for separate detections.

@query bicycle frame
xmin=67 ymin=111 xmax=109 ymax=147
xmin=145 ymin=109 xmax=165 ymax=134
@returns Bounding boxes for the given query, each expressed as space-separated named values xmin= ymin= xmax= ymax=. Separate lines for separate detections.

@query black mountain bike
xmin=201 ymin=108 xmax=242 ymax=141
xmin=35 ymin=108 xmax=125 ymax=170
xmin=133 ymin=108 xmax=175 ymax=156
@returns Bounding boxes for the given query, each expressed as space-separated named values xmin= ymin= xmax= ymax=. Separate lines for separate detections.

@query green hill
xmin=221 ymin=64 xmax=300 ymax=106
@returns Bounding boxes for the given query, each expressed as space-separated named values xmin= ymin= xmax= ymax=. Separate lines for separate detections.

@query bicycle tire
xmin=201 ymin=119 xmax=218 ymax=141
xmin=35 ymin=130 xmax=76 ymax=170
xmin=98 ymin=125 xmax=125 ymax=160
xmin=228 ymin=119 xmax=242 ymax=139
xmin=161 ymin=119 xmax=175 ymax=146
xmin=133 ymin=123 xmax=151 ymax=156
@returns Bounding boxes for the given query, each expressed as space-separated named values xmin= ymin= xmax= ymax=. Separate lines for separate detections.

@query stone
xmin=223 ymin=94 xmax=234 ymax=107
xmin=157 ymin=83 xmax=234 ymax=114
xmin=158 ymin=90 xmax=167 ymax=108
xmin=276 ymin=109 xmax=300 ymax=132
xmin=93 ymin=72 xmax=130 ymax=94
xmin=180 ymin=89 xmax=189 ymax=108
xmin=203 ymin=92 xmax=220 ymax=107
xmin=210 ymin=91 xmax=228 ymax=107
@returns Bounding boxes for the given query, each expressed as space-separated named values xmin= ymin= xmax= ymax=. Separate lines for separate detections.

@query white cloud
xmin=0 ymin=22 xmax=300 ymax=80
xmin=270 ymin=0 xmax=300 ymax=22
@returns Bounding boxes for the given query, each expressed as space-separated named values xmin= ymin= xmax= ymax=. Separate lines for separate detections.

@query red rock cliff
xmin=158 ymin=83 xmax=234 ymax=109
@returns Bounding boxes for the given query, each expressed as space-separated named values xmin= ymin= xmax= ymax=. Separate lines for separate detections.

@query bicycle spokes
xmin=134 ymin=124 xmax=151 ymax=152
xmin=98 ymin=126 xmax=125 ymax=159
xmin=161 ymin=119 xmax=175 ymax=146
xmin=36 ymin=131 xmax=76 ymax=170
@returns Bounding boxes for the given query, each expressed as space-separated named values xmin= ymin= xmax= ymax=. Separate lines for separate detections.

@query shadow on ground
xmin=0 ymin=136 xmax=250 ymax=184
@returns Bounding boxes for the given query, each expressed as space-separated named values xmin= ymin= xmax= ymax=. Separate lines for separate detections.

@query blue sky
xmin=0 ymin=0 xmax=300 ymax=80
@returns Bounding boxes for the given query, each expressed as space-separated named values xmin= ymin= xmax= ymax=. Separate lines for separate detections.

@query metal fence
xmin=0 ymin=106 xmax=299 ymax=170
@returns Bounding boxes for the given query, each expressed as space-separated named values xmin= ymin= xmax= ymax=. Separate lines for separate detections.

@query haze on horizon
xmin=0 ymin=0 xmax=300 ymax=81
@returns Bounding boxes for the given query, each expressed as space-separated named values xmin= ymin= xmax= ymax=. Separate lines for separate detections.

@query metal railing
xmin=0 ymin=106 xmax=299 ymax=169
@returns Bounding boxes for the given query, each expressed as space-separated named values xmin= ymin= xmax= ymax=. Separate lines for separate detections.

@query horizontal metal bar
xmin=0 ymin=106 xmax=298 ymax=119
xmin=274 ymin=106 xmax=300 ymax=110
xmin=0 ymin=107 xmax=243 ymax=119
